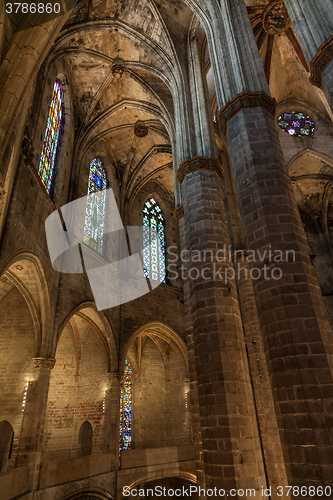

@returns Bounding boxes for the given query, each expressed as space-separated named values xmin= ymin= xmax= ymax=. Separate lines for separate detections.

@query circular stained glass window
xmin=278 ymin=111 xmax=315 ymax=137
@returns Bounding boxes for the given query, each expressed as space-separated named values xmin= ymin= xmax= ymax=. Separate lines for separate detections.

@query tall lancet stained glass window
xmin=83 ymin=158 xmax=107 ymax=255
xmin=38 ymin=79 xmax=63 ymax=194
xmin=143 ymin=198 xmax=166 ymax=283
xmin=119 ymin=360 xmax=132 ymax=454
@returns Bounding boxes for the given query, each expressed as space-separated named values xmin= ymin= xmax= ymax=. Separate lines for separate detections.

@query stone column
xmin=283 ymin=0 xmax=333 ymax=109
xmin=178 ymin=157 xmax=266 ymax=497
xmin=214 ymin=0 xmax=333 ymax=486
xmin=234 ymin=259 xmax=290 ymax=499
xmin=110 ymin=372 xmax=122 ymax=470
xmin=19 ymin=357 xmax=55 ymax=495
xmin=178 ymin=204 xmax=207 ymax=493
xmin=220 ymin=89 xmax=333 ymax=489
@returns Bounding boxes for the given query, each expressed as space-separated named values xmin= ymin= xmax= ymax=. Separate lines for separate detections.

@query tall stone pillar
xmin=234 ymin=259 xmax=290 ymax=499
xmin=19 ymin=357 xmax=55 ymax=495
xmin=177 ymin=157 xmax=267 ymax=496
xmin=211 ymin=0 xmax=333 ymax=486
xmin=222 ymin=93 xmax=333 ymax=487
xmin=214 ymin=1 xmax=333 ymax=486
xmin=283 ymin=0 xmax=333 ymax=109
xmin=110 ymin=373 xmax=122 ymax=470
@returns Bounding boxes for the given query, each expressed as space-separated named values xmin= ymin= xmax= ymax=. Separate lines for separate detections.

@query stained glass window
xmin=83 ymin=158 xmax=107 ymax=255
xmin=278 ymin=111 xmax=315 ymax=137
xmin=38 ymin=79 xmax=63 ymax=194
xmin=119 ymin=360 xmax=132 ymax=454
xmin=143 ymin=198 xmax=166 ymax=283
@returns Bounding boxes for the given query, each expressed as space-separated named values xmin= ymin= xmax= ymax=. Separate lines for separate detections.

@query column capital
xmin=176 ymin=157 xmax=223 ymax=186
xmin=310 ymin=35 xmax=333 ymax=88
xmin=33 ymin=357 xmax=56 ymax=370
xmin=174 ymin=205 xmax=184 ymax=221
xmin=219 ymin=91 xmax=277 ymax=134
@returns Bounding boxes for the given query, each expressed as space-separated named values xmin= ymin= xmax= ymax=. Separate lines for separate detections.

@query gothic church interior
xmin=1 ymin=0 xmax=333 ymax=499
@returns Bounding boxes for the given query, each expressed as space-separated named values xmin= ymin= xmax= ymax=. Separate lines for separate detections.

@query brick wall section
xmin=180 ymin=167 xmax=265 ymax=495
xmin=227 ymin=106 xmax=333 ymax=487
xmin=43 ymin=323 xmax=109 ymax=459
xmin=130 ymin=338 xmax=190 ymax=449
xmin=0 ymin=289 xmax=35 ymax=469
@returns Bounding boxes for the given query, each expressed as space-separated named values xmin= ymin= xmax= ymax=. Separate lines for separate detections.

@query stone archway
xmin=64 ymin=489 xmax=112 ymax=500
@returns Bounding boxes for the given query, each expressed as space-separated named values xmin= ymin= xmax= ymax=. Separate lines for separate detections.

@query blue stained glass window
xmin=143 ymin=198 xmax=166 ymax=283
xmin=83 ymin=158 xmax=107 ymax=255
xmin=278 ymin=111 xmax=315 ymax=137
xmin=38 ymin=79 xmax=63 ymax=194
xmin=119 ymin=360 xmax=132 ymax=454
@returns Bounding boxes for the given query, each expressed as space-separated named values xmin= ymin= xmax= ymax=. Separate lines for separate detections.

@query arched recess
xmin=0 ymin=421 xmax=14 ymax=472
xmin=42 ymin=304 xmax=114 ymax=462
xmin=288 ymin=150 xmax=333 ymax=326
xmin=0 ymin=252 xmax=49 ymax=469
xmin=125 ymin=472 xmax=197 ymax=497
xmin=287 ymin=149 xmax=333 ymax=175
xmin=121 ymin=322 xmax=190 ymax=451
xmin=63 ymin=488 xmax=113 ymax=500
xmin=0 ymin=251 xmax=52 ymax=356
xmin=78 ymin=421 xmax=93 ymax=456
xmin=55 ymin=302 xmax=116 ymax=372
xmin=122 ymin=322 xmax=188 ymax=375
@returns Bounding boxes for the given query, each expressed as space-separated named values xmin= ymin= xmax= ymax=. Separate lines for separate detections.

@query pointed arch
xmin=0 ymin=421 xmax=14 ymax=472
xmin=0 ymin=251 xmax=52 ymax=356
xmin=78 ymin=421 xmax=93 ymax=456
xmin=122 ymin=322 xmax=189 ymax=377
xmin=83 ymin=158 xmax=107 ymax=255
xmin=143 ymin=198 xmax=166 ymax=283
xmin=56 ymin=301 xmax=116 ymax=374
xmin=126 ymin=472 xmax=197 ymax=492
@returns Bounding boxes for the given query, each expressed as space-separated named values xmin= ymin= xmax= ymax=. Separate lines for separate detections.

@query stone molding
xmin=310 ymin=35 xmax=333 ymax=88
xmin=174 ymin=205 xmax=184 ymax=221
xmin=177 ymin=157 xmax=224 ymax=186
xmin=21 ymin=137 xmax=35 ymax=166
xmin=28 ymin=163 xmax=56 ymax=211
xmin=33 ymin=358 xmax=56 ymax=370
xmin=218 ymin=91 xmax=277 ymax=134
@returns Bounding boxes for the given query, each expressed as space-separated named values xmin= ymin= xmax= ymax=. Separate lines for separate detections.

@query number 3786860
xmin=5 ymin=3 xmax=61 ymax=14
xmin=277 ymin=486 xmax=332 ymax=497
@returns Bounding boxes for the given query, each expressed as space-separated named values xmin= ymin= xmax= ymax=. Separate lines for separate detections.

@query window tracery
xmin=278 ymin=112 xmax=315 ymax=137
xmin=119 ymin=360 xmax=132 ymax=453
xmin=83 ymin=158 xmax=107 ymax=255
xmin=38 ymin=79 xmax=63 ymax=194
xmin=143 ymin=198 xmax=166 ymax=283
